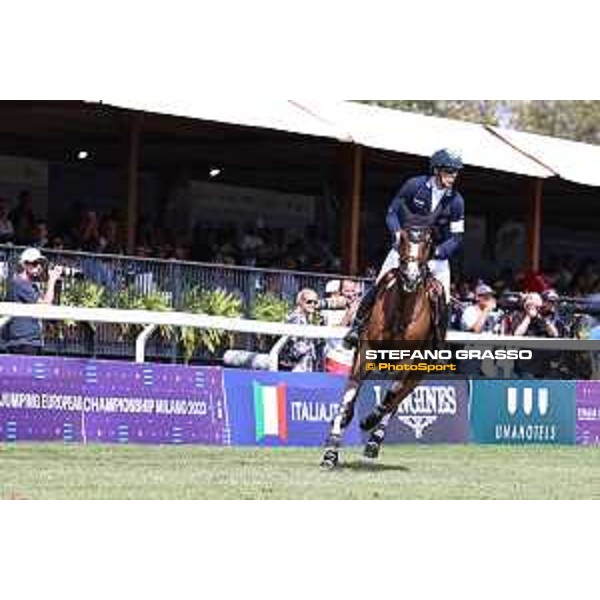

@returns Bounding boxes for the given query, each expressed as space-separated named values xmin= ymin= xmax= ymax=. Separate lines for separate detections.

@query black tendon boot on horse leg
xmin=360 ymin=404 xmax=387 ymax=432
xmin=361 ymin=387 xmax=395 ymax=431
xmin=360 ymin=385 xmax=403 ymax=432
xmin=342 ymin=285 xmax=378 ymax=350
xmin=363 ymin=418 xmax=389 ymax=461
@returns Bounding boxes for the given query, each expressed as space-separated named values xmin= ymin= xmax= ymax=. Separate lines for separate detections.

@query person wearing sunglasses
xmin=2 ymin=248 xmax=63 ymax=355
xmin=344 ymin=148 xmax=465 ymax=348
xmin=281 ymin=288 xmax=323 ymax=372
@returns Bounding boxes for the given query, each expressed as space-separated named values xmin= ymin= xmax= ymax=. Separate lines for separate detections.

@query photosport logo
xmin=471 ymin=380 xmax=576 ymax=444
xmin=373 ymin=384 xmax=457 ymax=439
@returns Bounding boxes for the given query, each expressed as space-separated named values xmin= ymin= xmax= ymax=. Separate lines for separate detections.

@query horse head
xmin=397 ymin=225 xmax=433 ymax=293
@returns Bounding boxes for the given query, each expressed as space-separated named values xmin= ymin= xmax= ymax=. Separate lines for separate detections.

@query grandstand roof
xmin=487 ymin=125 xmax=600 ymax=187
xmin=98 ymin=99 xmax=352 ymax=142
xmin=96 ymin=99 xmax=600 ymax=187
xmin=296 ymin=100 xmax=552 ymax=179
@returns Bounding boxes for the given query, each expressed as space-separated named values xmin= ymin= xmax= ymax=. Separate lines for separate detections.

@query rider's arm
xmin=385 ymin=179 xmax=416 ymax=241
xmin=385 ymin=195 xmax=402 ymax=237
xmin=434 ymin=193 xmax=464 ymax=260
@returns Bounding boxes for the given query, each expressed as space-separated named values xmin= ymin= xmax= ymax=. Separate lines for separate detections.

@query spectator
xmin=2 ymin=248 xmax=62 ymax=354
xmin=173 ymin=244 xmax=190 ymax=261
xmin=540 ymin=289 xmax=566 ymax=336
xmin=460 ymin=283 xmax=503 ymax=334
xmin=513 ymin=292 xmax=559 ymax=337
xmin=340 ymin=279 xmax=361 ymax=308
xmin=240 ymin=225 xmax=265 ymax=261
xmin=31 ymin=220 xmax=50 ymax=248
xmin=512 ymin=291 xmax=563 ymax=378
xmin=49 ymin=236 xmax=65 ymax=250
xmin=0 ymin=198 xmax=15 ymax=243
xmin=76 ymin=210 xmax=101 ymax=251
xmin=9 ymin=190 xmax=36 ymax=245
xmin=98 ymin=217 xmax=123 ymax=254
xmin=281 ymin=288 xmax=322 ymax=372
xmin=321 ymin=279 xmax=355 ymax=374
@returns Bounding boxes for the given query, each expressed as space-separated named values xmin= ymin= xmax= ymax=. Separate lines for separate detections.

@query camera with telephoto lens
xmin=559 ymin=300 xmax=600 ymax=318
xmin=496 ymin=291 xmax=524 ymax=311
xmin=47 ymin=263 xmax=84 ymax=280
xmin=316 ymin=296 xmax=349 ymax=311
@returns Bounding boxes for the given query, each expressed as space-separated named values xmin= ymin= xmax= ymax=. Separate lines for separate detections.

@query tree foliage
xmin=360 ymin=100 xmax=600 ymax=145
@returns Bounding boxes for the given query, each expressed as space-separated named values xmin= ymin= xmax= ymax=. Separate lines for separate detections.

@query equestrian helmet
xmin=430 ymin=148 xmax=463 ymax=171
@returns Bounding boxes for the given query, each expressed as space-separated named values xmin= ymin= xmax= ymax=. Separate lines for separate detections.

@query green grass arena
xmin=2 ymin=443 xmax=600 ymax=499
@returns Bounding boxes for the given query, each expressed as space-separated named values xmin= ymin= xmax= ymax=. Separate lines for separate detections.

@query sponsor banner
xmin=223 ymin=369 xmax=360 ymax=446
xmin=576 ymin=381 xmax=600 ymax=445
xmin=471 ymin=380 xmax=576 ymax=444
xmin=355 ymin=380 xmax=469 ymax=443
xmin=0 ymin=356 xmax=228 ymax=444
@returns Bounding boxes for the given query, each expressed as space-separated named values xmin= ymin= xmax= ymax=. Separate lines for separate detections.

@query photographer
xmin=513 ymin=292 xmax=560 ymax=338
xmin=540 ymin=289 xmax=566 ymax=336
xmin=513 ymin=291 xmax=562 ymax=379
xmin=3 ymin=248 xmax=63 ymax=354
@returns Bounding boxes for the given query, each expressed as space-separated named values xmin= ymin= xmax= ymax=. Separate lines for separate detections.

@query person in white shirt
xmin=461 ymin=283 xmax=501 ymax=334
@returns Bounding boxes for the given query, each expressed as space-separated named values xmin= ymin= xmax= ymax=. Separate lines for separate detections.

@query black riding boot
xmin=342 ymin=285 xmax=378 ymax=349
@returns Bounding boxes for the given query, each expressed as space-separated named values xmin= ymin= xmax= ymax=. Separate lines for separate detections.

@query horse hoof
xmin=320 ymin=449 xmax=339 ymax=470
xmin=360 ymin=413 xmax=382 ymax=431
xmin=363 ymin=441 xmax=381 ymax=461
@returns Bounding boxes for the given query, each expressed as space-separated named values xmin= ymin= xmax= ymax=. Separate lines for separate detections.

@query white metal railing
xmin=0 ymin=302 xmax=598 ymax=368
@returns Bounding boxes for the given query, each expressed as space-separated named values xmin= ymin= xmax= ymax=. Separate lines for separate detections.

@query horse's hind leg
xmin=360 ymin=388 xmax=393 ymax=432
xmin=360 ymin=378 xmax=421 ymax=432
xmin=363 ymin=411 xmax=393 ymax=460
xmin=320 ymin=382 xmax=360 ymax=470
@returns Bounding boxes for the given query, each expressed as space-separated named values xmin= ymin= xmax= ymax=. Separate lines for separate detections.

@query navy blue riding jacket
xmin=385 ymin=175 xmax=465 ymax=260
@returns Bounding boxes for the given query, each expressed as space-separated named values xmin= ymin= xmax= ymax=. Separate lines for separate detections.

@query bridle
xmin=397 ymin=227 xmax=432 ymax=293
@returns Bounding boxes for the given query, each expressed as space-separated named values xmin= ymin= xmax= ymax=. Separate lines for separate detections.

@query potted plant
xmin=179 ymin=286 xmax=243 ymax=363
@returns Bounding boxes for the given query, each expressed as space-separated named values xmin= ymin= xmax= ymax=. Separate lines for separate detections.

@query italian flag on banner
xmin=253 ymin=382 xmax=288 ymax=442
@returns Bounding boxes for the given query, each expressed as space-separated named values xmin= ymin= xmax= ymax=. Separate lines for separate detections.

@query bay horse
xmin=320 ymin=223 xmax=448 ymax=469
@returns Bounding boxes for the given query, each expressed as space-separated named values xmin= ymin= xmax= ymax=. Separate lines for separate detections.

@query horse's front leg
xmin=363 ymin=411 xmax=394 ymax=460
xmin=320 ymin=381 xmax=361 ymax=470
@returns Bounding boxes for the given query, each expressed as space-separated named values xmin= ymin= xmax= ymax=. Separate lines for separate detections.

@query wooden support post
xmin=340 ymin=144 xmax=363 ymax=275
xmin=526 ymin=178 xmax=543 ymax=272
xmin=126 ymin=114 xmax=141 ymax=255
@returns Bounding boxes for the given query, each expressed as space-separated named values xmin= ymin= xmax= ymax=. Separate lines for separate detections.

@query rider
xmin=343 ymin=148 xmax=466 ymax=348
